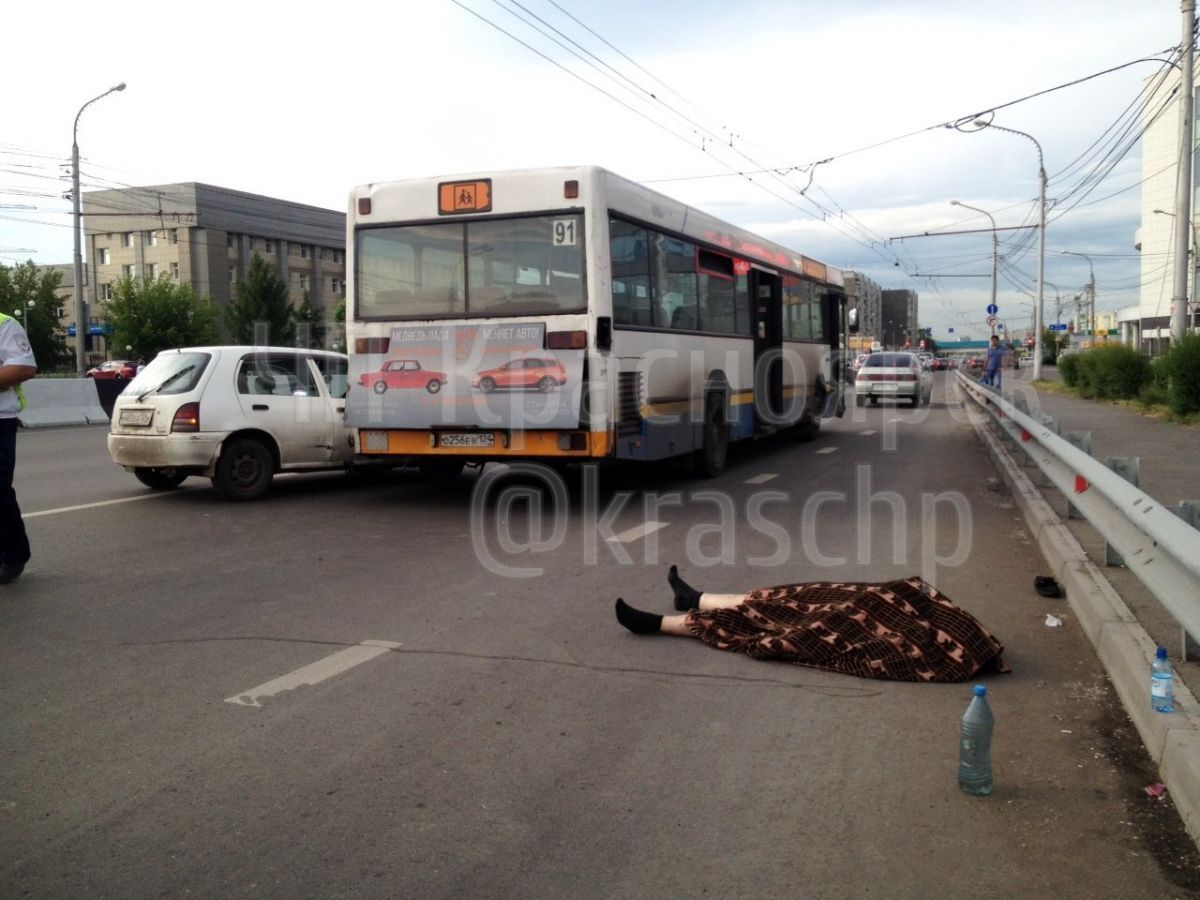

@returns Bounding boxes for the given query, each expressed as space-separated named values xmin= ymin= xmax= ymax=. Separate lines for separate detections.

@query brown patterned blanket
xmin=685 ymin=576 xmax=1008 ymax=682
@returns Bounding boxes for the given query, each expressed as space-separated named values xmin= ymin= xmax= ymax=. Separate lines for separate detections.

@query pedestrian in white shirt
xmin=0 ymin=312 xmax=38 ymax=584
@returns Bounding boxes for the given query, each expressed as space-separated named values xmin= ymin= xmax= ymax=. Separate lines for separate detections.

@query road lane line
xmin=607 ymin=521 xmax=668 ymax=543
xmin=815 ymin=447 xmax=838 ymax=455
xmin=859 ymin=430 xmax=877 ymax=436
xmin=745 ymin=473 xmax=777 ymax=485
xmin=23 ymin=490 xmax=199 ymax=519
xmin=225 ymin=639 xmax=401 ymax=708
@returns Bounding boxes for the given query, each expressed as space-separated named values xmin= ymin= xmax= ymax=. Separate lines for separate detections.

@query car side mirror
xmin=847 ymin=307 xmax=859 ymax=333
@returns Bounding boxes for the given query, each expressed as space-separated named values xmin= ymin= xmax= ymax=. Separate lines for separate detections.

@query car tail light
xmin=899 ymin=374 xmax=916 ymax=382
xmin=172 ymin=402 xmax=200 ymax=433
xmin=547 ymin=330 xmax=587 ymax=350
xmin=355 ymin=337 xmax=390 ymax=354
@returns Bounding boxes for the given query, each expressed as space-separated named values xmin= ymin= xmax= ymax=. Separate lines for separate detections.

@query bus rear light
xmin=358 ymin=197 xmax=372 ymax=215
xmin=171 ymin=402 xmax=200 ymax=433
xmin=547 ymin=330 xmax=587 ymax=350
xmin=564 ymin=180 xmax=579 ymax=199
xmin=558 ymin=432 xmax=587 ymax=451
xmin=355 ymin=337 xmax=390 ymax=354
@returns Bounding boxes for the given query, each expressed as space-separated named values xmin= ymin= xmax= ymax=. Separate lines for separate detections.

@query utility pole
xmin=1172 ymin=0 xmax=1195 ymax=344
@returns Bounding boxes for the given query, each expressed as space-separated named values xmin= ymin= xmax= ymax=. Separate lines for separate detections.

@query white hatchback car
xmin=108 ymin=346 xmax=354 ymax=500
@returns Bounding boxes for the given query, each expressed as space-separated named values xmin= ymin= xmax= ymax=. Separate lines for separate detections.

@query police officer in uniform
xmin=0 ymin=311 xmax=37 ymax=584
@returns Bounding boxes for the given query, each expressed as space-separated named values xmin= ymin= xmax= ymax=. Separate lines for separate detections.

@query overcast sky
xmin=0 ymin=0 xmax=1182 ymax=338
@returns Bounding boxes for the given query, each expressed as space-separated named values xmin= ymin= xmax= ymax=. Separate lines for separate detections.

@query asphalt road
xmin=3 ymin=375 xmax=1198 ymax=898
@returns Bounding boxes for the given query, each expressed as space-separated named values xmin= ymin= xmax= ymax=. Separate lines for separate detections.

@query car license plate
xmin=119 ymin=408 xmax=153 ymax=426
xmin=877 ymin=384 xmax=897 ymax=392
xmin=439 ymin=432 xmax=495 ymax=449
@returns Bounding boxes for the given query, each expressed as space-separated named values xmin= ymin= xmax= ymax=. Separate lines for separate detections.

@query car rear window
xmin=123 ymin=351 xmax=211 ymax=397
xmin=864 ymin=353 xmax=913 ymax=367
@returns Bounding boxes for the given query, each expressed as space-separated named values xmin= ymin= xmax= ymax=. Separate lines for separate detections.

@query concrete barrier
xmin=18 ymin=378 xmax=110 ymax=428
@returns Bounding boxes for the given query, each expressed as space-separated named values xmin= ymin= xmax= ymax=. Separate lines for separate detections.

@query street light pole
xmin=951 ymin=200 xmax=998 ymax=336
xmin=1062 ymin=251 xmax=1096 ymax=346
xmin=972 ymin=118 xmax=1047 ymax=380
xmin=72 ymin=82 xmax=125 ymax=376
xmin=1173 ymin=0 xmax=1196 ymax=344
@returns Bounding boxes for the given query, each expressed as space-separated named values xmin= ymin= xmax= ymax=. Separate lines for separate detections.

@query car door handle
xmin=252 ymin=404 xmax=269 ymax=411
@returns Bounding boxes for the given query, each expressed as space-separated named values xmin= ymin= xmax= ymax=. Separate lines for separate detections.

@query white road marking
xmin=745 ymin=473 xmax=778 ymax=485
xmin=225 ymin=639 xmax=401 ymax=708
xmin=607 ymin=521 xmax=669 ymax=543
xmin=23 ymin=490 xmax=198 ymax=519
xmin=859 ymin=430 xmax=877 ymax=436
xmin=815 ymin=447 xmax=838 ymax=455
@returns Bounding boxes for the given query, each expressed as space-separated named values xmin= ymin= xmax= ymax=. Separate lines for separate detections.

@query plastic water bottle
xmin=958 ymin=684 xmax=994 ymax=796
xmin=1152 ymin=646 xmax=1176 ymax=713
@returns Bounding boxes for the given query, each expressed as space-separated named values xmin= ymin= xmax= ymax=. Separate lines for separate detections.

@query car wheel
xmin=426 ymin=379 xmax=442 ymax=394
xmin=373 ymin=380 xmax=388 ymax=395
xmin=855 ymin=394 xmax=865 ymax=407
xmin=480 ymin=377 xmax=496 ymax=394
xmin=693 ymin=393 xmax=728 ymax=478
xmin=133 ymin=467 xmax=187 ymax=490
xmin=212 ymin=437 xmax=274 ymax=501
xmin=419 ymin=458 xmax=466 ymax=483
xmin=537 ymin=376 xmax=555 ymax=392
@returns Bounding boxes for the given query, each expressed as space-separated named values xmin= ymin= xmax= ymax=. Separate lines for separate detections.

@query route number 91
xmin=552 ymin=219 xmax=577 ymax=246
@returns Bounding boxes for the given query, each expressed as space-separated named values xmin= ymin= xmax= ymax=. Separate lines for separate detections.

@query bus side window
xmin=655 ymin=233 xmax=698 ymax=331
xmin=609 ymin=218 xmax=654 ymax=327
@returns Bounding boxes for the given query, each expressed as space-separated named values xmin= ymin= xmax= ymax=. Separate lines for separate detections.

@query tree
xmin=225 ymin=253 xmax=295 ymax=345
xmin=0 ymin=261 xmax=68 ymax=370
xmin=293 ymin=292 xmax=326 ymax=349
xmin=105 ymin=275 xmax=220 ymax=359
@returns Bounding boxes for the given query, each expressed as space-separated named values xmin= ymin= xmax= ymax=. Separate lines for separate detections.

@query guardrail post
xmin=1174 ymin=501 xmax=1200 ymax=661
xmin=1103 ymin=456 xmax=1141 ymax=566
xmin=1064 ymin=432 xmax=1092 ymax=519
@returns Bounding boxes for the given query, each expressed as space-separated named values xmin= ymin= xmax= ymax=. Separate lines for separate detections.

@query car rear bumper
xmin=107 ymin=432 xmax=225 ymax=474
xmin=856 ymin=383 xmax=920 ymax=398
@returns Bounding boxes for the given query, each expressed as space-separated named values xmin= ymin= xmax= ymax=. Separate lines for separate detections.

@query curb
xmin=961 ymin=385 xmax=1200 ymax=847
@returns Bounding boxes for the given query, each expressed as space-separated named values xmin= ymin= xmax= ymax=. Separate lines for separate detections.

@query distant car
xmin=360 ymin=359 xmax=447 ymax=394
xmin=855 ymin=352 xmax=932 ymax=408
xmin=931 ymin=357 xmax=951 ymax=371
xmin=87 ymin=360 xmax=137 ymax=380
xmin=472 ymin=358 xmax=567 ymax=393
xmin=107 ymin=346 xmax=354 ymax=501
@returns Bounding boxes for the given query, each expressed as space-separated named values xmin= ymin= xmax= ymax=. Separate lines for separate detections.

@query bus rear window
xmin=356 ymin=214 xmax=585 ymax=319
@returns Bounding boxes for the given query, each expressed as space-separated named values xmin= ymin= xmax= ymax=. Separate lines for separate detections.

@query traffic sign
xmin=986 ymin=315 xmax=998 ymax=327
xmin=986 ymin=304 xmax=999 ymax=316
xmin=1048 ymin=323 xmax=1068 ymax=332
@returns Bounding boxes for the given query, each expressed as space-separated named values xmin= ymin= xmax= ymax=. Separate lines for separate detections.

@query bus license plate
xmin=119 ymin=408 xmax=154 ymax=426
xmin=439 ymin=433 xmax=495 ymax=449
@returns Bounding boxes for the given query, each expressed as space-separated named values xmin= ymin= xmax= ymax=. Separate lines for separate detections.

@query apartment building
xmin=880 ymin=288 xmax=919 ymax=349
xmin=842 ymin=271 xmax=882 ymax=348
xmin=80 ymin=183 xmax=346 ymax=337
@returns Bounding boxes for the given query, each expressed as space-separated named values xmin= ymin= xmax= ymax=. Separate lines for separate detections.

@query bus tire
xmin=480 ymin=377 xmax=496 ymax=393
xmin=373 ymin=380 xmax=388 ymax=394
xmin=419 ymin=459 xmax=465 ymax=483
xmin=695 ymin=394 xmax=729 ymax=478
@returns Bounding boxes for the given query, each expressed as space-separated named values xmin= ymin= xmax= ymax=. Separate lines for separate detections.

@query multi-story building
xmin=842 ymin=271 xmax=882 ymax=349
xmin=1137 ymin=70 xmax=1197 ymax=353
xmin=880 ymin=288 xmax=919 ymax=349
xmin=77 ymin=183 xmax=346 ymax=352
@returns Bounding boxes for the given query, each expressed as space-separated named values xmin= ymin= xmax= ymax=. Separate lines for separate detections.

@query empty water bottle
xmin=958 ymin=684 xmax=994 ymax=796
xmin=1152 ymin=646 xmax=1175 ymax=713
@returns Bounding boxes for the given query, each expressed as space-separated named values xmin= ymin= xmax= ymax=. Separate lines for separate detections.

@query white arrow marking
xmin=225 ymin=640 xmax=401 ymax=708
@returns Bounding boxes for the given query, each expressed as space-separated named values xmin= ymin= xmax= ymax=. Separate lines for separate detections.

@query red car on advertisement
xmin=360 ymin=359 xmax=447 ymax=394
xmin=472 ymin=358 xmax=567 ymax=393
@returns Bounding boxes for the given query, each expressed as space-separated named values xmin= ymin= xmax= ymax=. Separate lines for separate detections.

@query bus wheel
xmin=695 ymin=395 xmax=728 ymax=478
xmin=419 ymin=459 xmax=465 ymax=483
xmin=480 ymin=377 xmax=496 ymax=393
xmin=426 ymin=380 xmax=442 ymax=394
xmin=373 ymin=380 xmax=388 ymax=394
xmin=537 ymin=376 xmax=555 ymax=392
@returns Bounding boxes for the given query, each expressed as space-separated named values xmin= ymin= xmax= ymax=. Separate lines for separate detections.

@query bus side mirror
xmin=596 ymin=316 xmax=612 ymax=351
xmin=848 ymin=307 xmax=859 ymax=333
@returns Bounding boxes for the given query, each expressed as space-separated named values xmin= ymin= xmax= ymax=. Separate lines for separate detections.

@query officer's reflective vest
xmin=0 ymin=312 xmax=28 ymax=412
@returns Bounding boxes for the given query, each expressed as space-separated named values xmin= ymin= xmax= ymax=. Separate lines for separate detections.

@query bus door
xmin=752 ymin=269 xmax=783 ymax=426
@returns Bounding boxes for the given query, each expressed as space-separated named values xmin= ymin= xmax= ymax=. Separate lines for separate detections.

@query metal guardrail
xmin=956 ymin=371 xmax=1200 ymax=641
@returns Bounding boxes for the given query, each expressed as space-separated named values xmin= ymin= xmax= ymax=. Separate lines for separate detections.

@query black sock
xmin=668 ymin=565 xmax=701 ymax=611
xmin=615 ymin=598 xmax=662 ymax=635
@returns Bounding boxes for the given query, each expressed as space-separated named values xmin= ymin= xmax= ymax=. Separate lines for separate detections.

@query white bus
xmin=345 ymin=166 xmax=852 ymax=478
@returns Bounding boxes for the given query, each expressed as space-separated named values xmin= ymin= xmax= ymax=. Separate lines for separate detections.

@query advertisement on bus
xmin=346 ymin=322 xmax=584 ymax=430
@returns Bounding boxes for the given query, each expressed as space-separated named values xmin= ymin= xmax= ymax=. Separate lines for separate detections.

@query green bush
xmin=1077 ymin=344 xmax=1151 ymax=400
xmin=1058 ymin=353 xmax=1080 ymax=387
xmin=1160 ymin=333 xmax=1200 ymax=415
